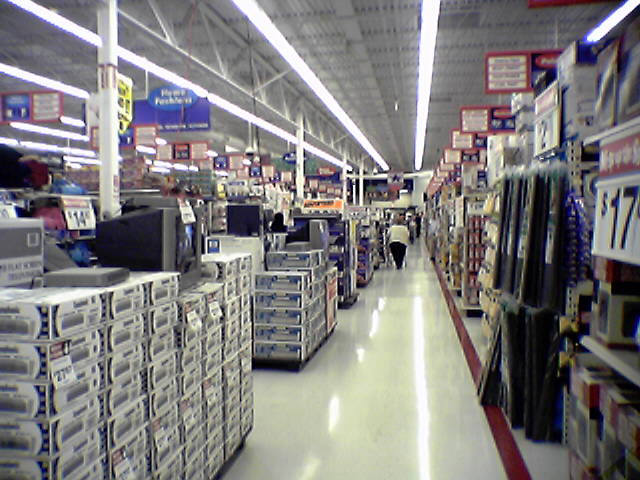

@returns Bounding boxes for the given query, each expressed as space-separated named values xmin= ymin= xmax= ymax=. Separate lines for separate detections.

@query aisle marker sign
xmin=485 ymin=50 xmax=561 ymax=94
xmin=593 ymin=129 xmax=640 ymax=266
xmin=387 ymin=172 xmax=404 ymax=191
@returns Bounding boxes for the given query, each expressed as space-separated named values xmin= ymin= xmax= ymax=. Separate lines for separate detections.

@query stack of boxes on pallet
xmin=0 ymin=267 xmax=253 ymax=480
xmin=325 ymin=267 xmax=338 ymax=335
xmin=0 ymin=286 xmax=108 ymax=479
xmin=253 ymin=250 xmax=327 ymax=363
xmin=201 ymin=253 xmax=254 ymax=462
xmin=356 ymin=222 xmax=374 ymax=287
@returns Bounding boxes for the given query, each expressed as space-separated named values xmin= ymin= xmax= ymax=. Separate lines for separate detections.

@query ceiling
xmin=0 ymin=0 xmax=616 ymax=172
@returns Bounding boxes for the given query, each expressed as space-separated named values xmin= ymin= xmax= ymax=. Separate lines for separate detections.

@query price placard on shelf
xmin=534 ymin=82 xmax=560 ymax=156
xmin=60 ymin=196 xmax=96 ymax=230
xmin=0 ymin=204 xmax=17 ymax=218
xmin=593 ymin=173 xmax=640 ymax=266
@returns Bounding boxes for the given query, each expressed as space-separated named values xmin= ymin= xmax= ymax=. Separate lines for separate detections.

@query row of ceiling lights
xmin=2 ymin=0 xmax=636 ymax=174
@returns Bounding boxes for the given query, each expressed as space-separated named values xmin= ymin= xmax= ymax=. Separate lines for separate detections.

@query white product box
xmin=178 ymin=341 xmax=202 ymax=373
xmin=179 ymin=397 xmax=203 ymax=434
xmin=0 ymin=328 xmax=102 ymax=381
xmin=0 ymin=361 xmax=102 ymax=419
xmin=103 ymin=278 xmax=147 ymax=319
xmin=254 ymin=290 xmax=311 ymax=309
xmin=149 ymin=403 xmax=180 ymax=435
xmin=255 ymin=271 xmax=310 ymax=291
xmin=224 ymin=422 xmax=242 ymax=460
xmin=148 ymin=377 xmax=180 ymax=418
xmin=223 ymin=337 xmax=240 ymax=360
xmin=240 ymin=294 xmax=251 ymax=314
xmin=206 ymin=445 xmax=225 ymax=479
xmin=147 ymin=328 xmax=175 ymax=362
xmin=223 ymin=315 xmax=240 ymax=341
xmin=237 ymin=274 xmax=251 ymax=294
xmin=0 ymin=438 xmax=102 ymax=480
xmin=146 ymin=352 xmax=178 ymax=391
xmin=179 ymin=366 xmax=203 ymax=396
xmin=254 ymin=341 xmax=307 ymax=362
xmin=239 ymin=344 xmax=252 ymax=361
xmin=177 ymin=293 xmax=207 ymax=329
xmin=71 ymin=459 xmax=106 ymax=480
xmin=240 ymin=355 xmax=252 ymax=376
xmin=254 ymin=324 xmax=305 ymax=342
xmin=183 ymin=449 xmax=205 ymax=480
xmin=105 ymin=343 xmax=144 ymax=385
xmin=224 ymin=389 xmax=241 ymax=415
xmin=183 ymin=431 xmax=205 ymax=465
xmin=109 ymin=427 xmax=148 ymax=479
xmin=311 ymin=280 xmax=325 ymax=301
xmin=222 ymin=296 xmax=241 ymax=320
xmin=562 ymin=67 xmax=598 ymax=141
xmin=299 ymin=265 xmax=326 ymax=284
xmin=241 ymin=408 xmax=253 ymax=437
xmin=194 ymin=282 xmax=225 ymax=306
xmin=203 ymin=324 xmax=223 ymax=353
xmin=147 ymin=301 xmax=178 ymax=335
xmin=241 ymin=377 xmax=253 ymax=405
xmin=107 ymin=396 xmax=148 ymax=448
xmin=223 ymin=355 xmax=240 ymax=382
xmin=174 ymin=323 xmax=201 ymax=350
xmin=266 ymin=250 xmax=323 ymax=269
xmin=240 ymin=322 xmax=252 ymax=344
xmin=201 ymin=254 xmax=239 ymax=281
xmin=130 ymin=271 xmax=180 ymax=306
xmin=0 ymin=395 xmax=101 ymax=456
xmin=151 ymin=448 xmax=183 ymax=479
xmin=594 ymin=283 xmax=640 ymax=347
xmin=253 ymin=307 xmax=311 ymax=326
xmin=149 ymin=423 xmax=181 ymax=472
xmin=0 ymin=287 xmax=103 ymax=340
xmin=219 ymin=281 xmax=238 ymax=303
xmin=203 ymin=374 xmax=223 ymax=410
xmin=105 ymin=312 xmax=145 ymax=353
xmin=203 ymin=430 xmax=224 ymax=459
xmin=203 ymin=348 xmax=223 ymax=374
xmin=206 ymin=405 xmax=224 ymax=434
xmin=104 ymin=371 xmax=145 ymax=417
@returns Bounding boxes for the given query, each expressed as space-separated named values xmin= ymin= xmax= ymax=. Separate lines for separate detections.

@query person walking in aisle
xmin=388 ymin=216 xmax=410 ymax=269
xmin=415 ymin=212 xmax=423 ymax=238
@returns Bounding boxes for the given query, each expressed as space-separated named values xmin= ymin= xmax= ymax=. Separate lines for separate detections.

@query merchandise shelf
xmin=580 ymin=336 xmax=640 ymax=388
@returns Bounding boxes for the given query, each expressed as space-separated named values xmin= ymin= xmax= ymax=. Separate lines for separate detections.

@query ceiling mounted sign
xmin=133 ymin=86 xmax=210 ymax=132
xmin=485 ymin=50 xmax=562 ymax=94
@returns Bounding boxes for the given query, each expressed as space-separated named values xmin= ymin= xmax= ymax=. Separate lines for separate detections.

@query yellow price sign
xmin=117 ymin=73 xmax=133 ymax=134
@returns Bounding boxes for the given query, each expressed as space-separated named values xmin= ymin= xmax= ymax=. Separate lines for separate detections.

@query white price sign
xmin=0 ymin=203 xmax=17 ymax=218
xmin=593 ymin=173 xmax=640 ymax=266
xmin=178 ymin=199 xmax=196 ymax=224
xmin=60 ymin=196 xmax=96 ymax=230
xmin=186 ymin=310 xmax=202 ymax=331
xmin=51 ymin=355 xmax=77 ymax=388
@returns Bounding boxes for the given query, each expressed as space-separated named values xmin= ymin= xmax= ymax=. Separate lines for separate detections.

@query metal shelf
xmin=580 ymin=336 xmax=640 ymax=388
xmin=583 ymin=116 xmax=640 ymax=146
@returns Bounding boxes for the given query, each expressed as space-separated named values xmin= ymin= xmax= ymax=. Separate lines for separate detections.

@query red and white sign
xmin=444 ymin=148 xmax=462 ymax=164
xmin=32 ymin=92 xmax=63 ymax=122
xmin=534 ymin=82 xmax=561 ymax=156
xmin=133 ymin=124 xmax=158 ymax=146
xmin=452 ymin=130 xmax=474 ymax=149
xmin=485 ymin=50 xmax=562 ymax=94
xmin=461 ymin=107 xmax=489 ymax=133
xmin=387 ymin=171 xmax=404 ymax=192
xmin=599 ymin=132 xmax=640 ymax=178
xmin=317 ymin=167 xmax=335 ymax=176
xmin=280 ymin=171 xmax=293 ymax=182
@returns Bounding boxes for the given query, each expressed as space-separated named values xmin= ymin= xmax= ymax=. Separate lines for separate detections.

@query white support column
xmin=98 ymin=0 xmax=120 ymax=219
xmin=295 ymin=110 xmax=305 ymax=205
xmin=342 ymin=155 xmax=348 ymax=206
xmin=358 ymin=158 xmax=364 ymax=206
xmin=351 ymin=179 xmax=356 ymax=206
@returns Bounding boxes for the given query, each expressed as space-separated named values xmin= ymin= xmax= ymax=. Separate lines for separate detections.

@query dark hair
xmin=270 ymin=212 xmax=287 ymax=233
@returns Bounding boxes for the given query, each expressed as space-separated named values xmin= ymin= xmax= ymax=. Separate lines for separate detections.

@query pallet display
xmin=0 ymin=266 xmax=253 ymax=479
xmin=356 ymin=221 xmax=375 ymax=287
xmin=462 ymin=193 xmax=488 ymax=309
xmin=253 ymin=249 xmax=333 ymax=369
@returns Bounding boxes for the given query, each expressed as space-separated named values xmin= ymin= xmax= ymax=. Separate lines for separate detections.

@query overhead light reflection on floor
xmin=413 ymin=296 xmax=431 ymax=480
xmin=369 ymin=310 xmax=380 ymax=338
xmin=378 ymin=298 xmax=386 ymax=311
xmin=298 ymin=455 xmax=320 ymax=480
xmin=356 ymin=347 xmax=365 ymax=363
xmin=328 ymin=395 xmax=341 ymax=434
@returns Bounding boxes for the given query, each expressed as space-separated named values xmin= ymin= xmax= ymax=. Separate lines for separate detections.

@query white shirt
xmin=388 ymin=225 xmax=410 ymax=245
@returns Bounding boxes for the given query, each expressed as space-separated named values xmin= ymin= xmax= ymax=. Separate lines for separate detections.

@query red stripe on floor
xmin=432 ymin=260 xmax=532 ymax=480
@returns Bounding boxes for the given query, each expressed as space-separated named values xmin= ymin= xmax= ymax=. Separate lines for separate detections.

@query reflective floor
xmin=225 ymin=244 xmax=507 ymax=479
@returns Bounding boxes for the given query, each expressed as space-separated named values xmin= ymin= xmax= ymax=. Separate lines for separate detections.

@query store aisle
xmin=224 ymin=244 xmax=507 ymax=480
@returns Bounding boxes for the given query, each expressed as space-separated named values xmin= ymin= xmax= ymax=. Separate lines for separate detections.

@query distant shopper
xmin=388 ymin=216 xmax=410 ymax=269
xmin=270 ymin=212 xmax=287 ymax=233
xmin=415 ymin=212 xmax=423 ymax=238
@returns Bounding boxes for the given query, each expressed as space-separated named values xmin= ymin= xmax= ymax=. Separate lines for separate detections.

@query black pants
xmin=389 ymin=242 xmax=407 ymax=269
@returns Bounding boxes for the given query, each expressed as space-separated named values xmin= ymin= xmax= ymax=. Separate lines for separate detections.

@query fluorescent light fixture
xmin=584 ymin=0 xmax=640 ymax=43
xmin=154 ymin=137 xmax=167 ymax=146
xmin=150 ymin=166 xmax=170 ymax=173
xmin=414 ymin=0 xmax=441 ymax=170
xmin=62 ymin=155 xmax=102 ymax=165
xmin=153 ymin=161 xmax=172 ymax=168
xmin=188 ymin=165 xmax=199 ymax=172
xmin=224 ymin=145 xmax=240 ymax=153
xmin=215 ymin=170 xmax=229 ymax=177
xmin=144 ymin=159 xmax=153 ymax=165
xmin=66 ymin=162 xmax=82 ymax=169
xmin=303 ymin=142 xmax=352 ymax=171
xmin=135 ymin=145 xmax=156 ymax=155
xmin=59 ymin=116 xmax=85 ymax=128
xmin=9 ymin=0 xmax=350 ymax=172
xmin=242 ymin=159 xmax=252 ymax=166
xmin=172 ymin=163 xmax=188 ymax=171
xmin=4 ymin=0 xmax=101 ymax=46
xmin=0 ymin=62 xmax=90 ymax=99
xmin=206 ymin=150 xmax=218 ymax=157
xmin=0 ymin=137 xmax=19 ymax=147
xmin=9 ymin=139 xmax=96 ymax=157
xmin=230 ymin=0 xmax=389 ymax=171
xmin=10 ymin=121 xmax=89 ymax=142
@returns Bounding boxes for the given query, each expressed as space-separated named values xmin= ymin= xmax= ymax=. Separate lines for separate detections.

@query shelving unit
xmin=580 ymin=336 xmax=640 ymax=388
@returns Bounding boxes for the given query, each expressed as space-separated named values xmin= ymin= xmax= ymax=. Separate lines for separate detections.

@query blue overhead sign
xmin=132 ymin=85 xmax=210 ymax=132
xmin=147 ymin=87 xmax=198 ymax=111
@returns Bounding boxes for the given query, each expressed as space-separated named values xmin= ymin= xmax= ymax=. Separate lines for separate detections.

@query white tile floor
xmin=224 ymin=245 xmax=510 ymax=479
